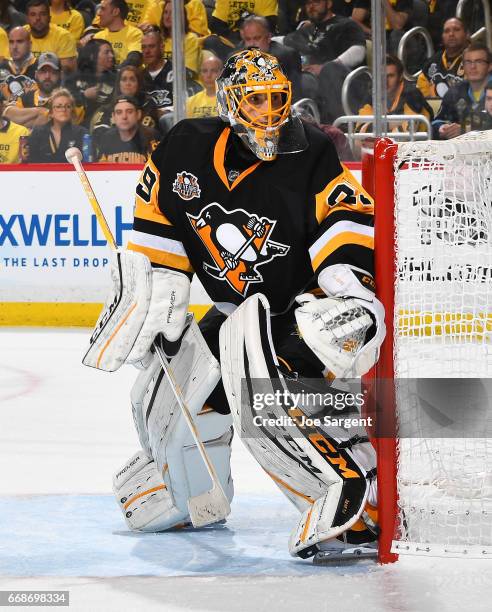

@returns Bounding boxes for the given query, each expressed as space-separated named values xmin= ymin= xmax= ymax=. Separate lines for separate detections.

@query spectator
xmin=186 ymin=53 xmax=222 ymax=118
xmin=123 ymin=0 xmax=162 ymax=28
xmin=417 ymin=17 xmax=468 ymax=101
xmin=0 ymin=27 xmax=37 ymax=104
xmin=93 ymin=0 xmax=143 ymax=66
xmin=183 ymin=0 xmax=210 ymax=37
xmin=24 ymin=0 xmax=77 ymax=72
xmin=284 ymin=0 xmax=366 ymax=122
xmin=160 ymin=0 xmax=201 ymax=75
xmin=1 ymin=27 xmax=37 ymax=79
xmin=2 ymin=51 xmax=63 ymax=127
xmin=352 ymin=0 xmax=425 ymax=55
xmin=238 ymin=15 xmax=302 ymax=101
xmin=92 ymin=65 xmax=160 ymax=148
xmin=26 ymin=87 xmax=88 ymax=161
xmin=65 ymin=38 xmax=116 ymax=126
xmin=433 ymin=42 xmax=492 ymax=139
xmin=49 ymin=0 xmax=85 ymax=41
xmin=0 ymin=1 xmax=27 ymax=30
xmin=427 ymin=0 xmax=460 ymax=48
xmin=141 ymin=0 xmax=211 ymax=36
xmin=141 ymin=28 xmax=201 ymax=115
xmin=0 ymin=92 xmax=30 ymax=163
xmin=141 ymin=28 xmax=173 ymax=113
xmin=478 ymin=83 xmax=492 ymax=130
xmin=96 ymin=94 xmax=159 ymax=162
xmin=277 ymin=0 xmax=305 ymax=34
xmin=357 ymin=55 xmax=433 ymax=134
xmin=209 ymin=0 xmax=278 ymax=48
xmin=0 ymin=27 xmax=7 ymax=60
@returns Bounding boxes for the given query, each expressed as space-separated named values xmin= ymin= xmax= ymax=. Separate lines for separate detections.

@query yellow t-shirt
xmin=50 ymin=8 xmax=86 ymax=41
xmin=148 ymin=0 xmax=210 ymax=36
xmin=130 ymin=0 xmax=161 ymax=25
xmin=185 ymin=0 xmax=210 ymax=36
xmin=0 ymin=120 xmax=30 ymax=164
xmin=186 ymin=90 xmax=217 ymax=118
xmin=94 ymin=24 xmax=143 ymax=65
xmin=163 ymin=31 xmax=201 ymax=75
xmin=0 ymin=26 xmax=9 ymax=59
xmin=213 ymin=0 xmax=277 ymax=30
xmin=24 ymin=24 xmax=77 ymax=59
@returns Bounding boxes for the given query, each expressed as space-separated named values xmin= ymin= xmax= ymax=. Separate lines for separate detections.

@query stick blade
xmin=187 ymin=485 xmax=231 ymax=528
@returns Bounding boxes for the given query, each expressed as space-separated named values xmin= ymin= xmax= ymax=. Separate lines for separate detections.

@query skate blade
xmin=313 ymin=546 xmax=378 ymax=565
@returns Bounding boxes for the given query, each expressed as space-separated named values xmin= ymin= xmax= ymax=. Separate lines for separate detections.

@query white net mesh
xmin=392 ymin=132 xmax=492 ymax=558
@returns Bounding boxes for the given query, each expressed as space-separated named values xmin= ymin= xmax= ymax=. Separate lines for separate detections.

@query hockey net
xmin=366 ymin=133 xmax=492 ymax=563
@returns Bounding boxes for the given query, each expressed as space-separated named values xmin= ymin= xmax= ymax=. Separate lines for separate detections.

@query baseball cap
xmin=113 ymin=95 xmax=141 ymax=110
xmin=37 ymin=52 xmax=61 ymax=71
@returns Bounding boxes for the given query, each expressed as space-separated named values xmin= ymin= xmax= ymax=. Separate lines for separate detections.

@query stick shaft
xmin=71 ymin=155 xmax=117 ymax=250
xmin=153 ymin=343 xmax=223 ymax=485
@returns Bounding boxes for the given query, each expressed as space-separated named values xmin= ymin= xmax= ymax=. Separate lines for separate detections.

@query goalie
xmin=85 ymin=48 xmax=385 ymax=561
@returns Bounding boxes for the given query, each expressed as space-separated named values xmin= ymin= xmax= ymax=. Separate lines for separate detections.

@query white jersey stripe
xmin=129 ymin=230 xmax=188 ymax=257
xmin=309 ymin=220 xmax=374 ymax=260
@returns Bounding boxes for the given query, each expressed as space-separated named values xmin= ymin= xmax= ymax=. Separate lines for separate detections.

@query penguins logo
xmin=0 ymin=73 xmax=35 ymax=102
xmin=187 ymin=203 xmax=290 ymax=296
xmin=172 ymin=171 xmax=201 ymax=200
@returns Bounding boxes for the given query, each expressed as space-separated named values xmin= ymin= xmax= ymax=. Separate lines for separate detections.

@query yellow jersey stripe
xmin=312 ymin=232 xmax=374 ymax=271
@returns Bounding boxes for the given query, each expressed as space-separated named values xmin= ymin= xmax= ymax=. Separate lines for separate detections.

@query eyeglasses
xmin=53 ymin=104 xmax=73 ymax=110
xmin=463 ymin=59 xmax=489 ymax=66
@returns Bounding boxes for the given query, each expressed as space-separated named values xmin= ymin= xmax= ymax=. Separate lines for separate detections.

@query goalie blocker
xmin=219 ymin=293 xmax=379 ymax=558
xmin=83 ymin=250 xmax=190 ymax=372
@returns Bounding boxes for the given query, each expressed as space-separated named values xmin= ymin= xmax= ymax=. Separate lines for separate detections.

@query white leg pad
xmin=114 ymin=317 xmax=234 ymax=531
xmin=220 ymin=294 xmax=373 ymax=558
xmin=113 ymin=451 xmax=179 ymax=531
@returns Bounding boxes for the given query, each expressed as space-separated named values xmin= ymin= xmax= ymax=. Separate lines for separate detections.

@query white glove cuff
xmin=318 ymin=264 xmax=374 ymax=302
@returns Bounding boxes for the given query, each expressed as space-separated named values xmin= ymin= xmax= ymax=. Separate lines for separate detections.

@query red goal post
xmin=362 ymin=136 xmax=492 ymax=564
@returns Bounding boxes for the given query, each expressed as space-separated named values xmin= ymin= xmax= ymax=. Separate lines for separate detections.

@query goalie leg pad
xmin=115 ymin=317 xmax=234 ymax=531
xmin=83 ymin=250 xmax=152 ymax=372
xmin=113 ymin=450 xmax=179 ymax=531
xmin=219 ymin=294 xmax=373 ymax=557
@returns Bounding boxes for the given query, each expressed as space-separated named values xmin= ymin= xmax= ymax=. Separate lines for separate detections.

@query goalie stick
xmin=65 ymin=146 xmax=231 ymax=528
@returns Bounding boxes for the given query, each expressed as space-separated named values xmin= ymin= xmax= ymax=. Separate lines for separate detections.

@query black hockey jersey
xmin=128 ymin=117 xmax=374 ymax=314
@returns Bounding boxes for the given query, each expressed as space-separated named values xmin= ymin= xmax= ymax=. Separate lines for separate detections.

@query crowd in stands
xmin=0 ymin=0 xmax=491 ymax=164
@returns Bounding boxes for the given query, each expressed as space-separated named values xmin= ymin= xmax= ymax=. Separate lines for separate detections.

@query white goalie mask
xmin=215 ymin=48 xmax=307 ymax=161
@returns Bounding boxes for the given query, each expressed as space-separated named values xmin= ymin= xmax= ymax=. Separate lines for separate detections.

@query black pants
xmin=199 ymin=305 xmax=325 ymax=414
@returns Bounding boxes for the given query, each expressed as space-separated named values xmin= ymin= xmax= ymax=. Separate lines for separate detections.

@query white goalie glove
xmin=295 ymin=264 xmax=386 ymax=378
xmin=83 ymin=250 xmax=190 ymax=372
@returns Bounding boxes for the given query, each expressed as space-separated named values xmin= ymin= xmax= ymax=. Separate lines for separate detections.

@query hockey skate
xmin=312 ymin=539 xmax=378 ymax=565
xmin=312 ymin=504 xmax=379 ymax=564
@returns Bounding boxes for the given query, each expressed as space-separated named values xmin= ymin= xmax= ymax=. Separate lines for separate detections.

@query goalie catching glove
xmin=83 ymin=250 xmax=190 ymax=371
xmin=295 ymin=264 xmax=386 ymax=378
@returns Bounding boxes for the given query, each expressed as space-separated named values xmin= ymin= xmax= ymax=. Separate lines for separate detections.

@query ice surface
xmin=1 ymin=329 xmax=491 ymax=612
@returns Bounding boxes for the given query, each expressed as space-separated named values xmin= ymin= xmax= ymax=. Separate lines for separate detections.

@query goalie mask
xmin=216 ymin=48 xmax=307 ymax=161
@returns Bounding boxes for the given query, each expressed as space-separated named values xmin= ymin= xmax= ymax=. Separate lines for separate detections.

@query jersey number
xmin=136 ymin=166 xmax=157 ymax=203
xmin=327 ymin=182 xmax=372 ymax=208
